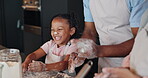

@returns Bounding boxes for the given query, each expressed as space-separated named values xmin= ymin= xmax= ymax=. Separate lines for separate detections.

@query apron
xmin=89 ymin=0 xmax=133 ymax=72
xmin=45 ymin=42 xmax=76 ymax=76
xmin=45 ymin=42 xmax=70 ymax=64
xmin=130 ymin=9 xmax=148 ymax=76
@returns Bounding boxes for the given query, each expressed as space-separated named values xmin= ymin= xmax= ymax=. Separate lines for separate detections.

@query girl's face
xmin=51 ymin=17 xmax=75 ymax=47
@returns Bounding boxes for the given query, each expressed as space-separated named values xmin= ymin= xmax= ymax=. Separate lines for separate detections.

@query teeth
xmin=55 ymin=37 xmax=61 ymax=40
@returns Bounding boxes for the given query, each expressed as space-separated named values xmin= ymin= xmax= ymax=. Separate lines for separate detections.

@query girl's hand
xmin=94 ymin=67 xmax=141 ymax=78
xmin=22 ymin=61 xmax=30 ymax=72
xmin=28 ymin=60 xmax=46 ymax=72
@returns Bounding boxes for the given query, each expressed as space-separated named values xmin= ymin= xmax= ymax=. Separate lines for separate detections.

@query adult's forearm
xmin=97 ymin=38 xmax=134 ymax=57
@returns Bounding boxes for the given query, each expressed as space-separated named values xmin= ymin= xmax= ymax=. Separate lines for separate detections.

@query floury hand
xmin=28 ymin=60 xmax=46 ymax=72
xmin=71 ymin=38 xmax=98 ymax=59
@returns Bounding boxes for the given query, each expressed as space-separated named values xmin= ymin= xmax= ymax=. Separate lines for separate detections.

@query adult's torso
xmin=89 ymin=0 xmax=133 ymax=45
xmin=89 ymin=0 xmax=134 ymax=71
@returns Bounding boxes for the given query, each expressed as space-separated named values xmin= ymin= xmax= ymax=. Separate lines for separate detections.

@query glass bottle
xmin=0 ymin=49 xmax=22 ymax=78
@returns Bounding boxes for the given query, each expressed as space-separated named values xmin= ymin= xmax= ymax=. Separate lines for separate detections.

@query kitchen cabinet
xmin=0 ymin=0 xmax=24 ymax=52
xmin=0 ymin=0 xmax=4 ymax=44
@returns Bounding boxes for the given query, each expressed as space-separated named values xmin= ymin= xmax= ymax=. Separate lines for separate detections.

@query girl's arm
xmin=22 ymin=48 xmax=46 ymax=72
xmin=45 ymin=55 xmax=70 ymax=71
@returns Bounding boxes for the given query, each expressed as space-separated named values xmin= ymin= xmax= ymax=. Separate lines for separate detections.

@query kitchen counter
xmin=23 ymin=71 xmax=73 ymax=78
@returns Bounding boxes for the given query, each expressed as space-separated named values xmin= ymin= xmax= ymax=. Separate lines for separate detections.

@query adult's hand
xmin=94 ymin=67 xmax=141 ymax=78
xmin=71 ymin=38 xmax=98 ymax=59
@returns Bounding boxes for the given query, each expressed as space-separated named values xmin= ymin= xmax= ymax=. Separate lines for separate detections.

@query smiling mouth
xmin=54 ymin=36 xmax=62 ymax=41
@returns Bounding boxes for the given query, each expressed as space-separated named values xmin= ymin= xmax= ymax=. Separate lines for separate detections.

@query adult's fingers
xmin=94 ymin=73 xmax=104 ymax=78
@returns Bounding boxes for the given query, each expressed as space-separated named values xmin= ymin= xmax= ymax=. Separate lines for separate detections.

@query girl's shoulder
xmin=44 ymin=40 xmax=56 ymax=46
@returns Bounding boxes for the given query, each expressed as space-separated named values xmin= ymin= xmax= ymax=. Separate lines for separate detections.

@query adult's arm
xmin=82 ymin=0 xmax=98 ymax=42
xmin=97 ymin=27 xmax=139 ymax=57
xmin=99 ymin=0 xmax=148 ymax=57
xmin=81 ymin=24 xmax=138 ymax=57
xmin=81 ymin=22 xmax=98 ymax=42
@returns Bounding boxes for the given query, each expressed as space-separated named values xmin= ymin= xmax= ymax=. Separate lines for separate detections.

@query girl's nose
xmin=54 ymin=32 xmax=58 ymax=35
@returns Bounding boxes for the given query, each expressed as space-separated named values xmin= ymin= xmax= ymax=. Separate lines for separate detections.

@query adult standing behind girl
xmin=93 ymin=9 xmax=148 ymax=78
xmin=22 ymin=13 xmax=80 ymax=76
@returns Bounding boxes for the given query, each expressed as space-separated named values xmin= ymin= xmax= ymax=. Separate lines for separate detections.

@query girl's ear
xmin=70 ymin=27 xmax=76 ymax=36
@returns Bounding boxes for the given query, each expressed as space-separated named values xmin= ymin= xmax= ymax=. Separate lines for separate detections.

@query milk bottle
xmin=0 ymin=49 xmax=22 ymax=78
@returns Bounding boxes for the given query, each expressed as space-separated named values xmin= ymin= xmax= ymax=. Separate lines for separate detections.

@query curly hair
xmin=50 ymin=13 xmax=80 ymax=39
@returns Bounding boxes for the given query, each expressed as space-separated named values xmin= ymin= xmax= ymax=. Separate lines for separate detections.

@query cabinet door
xmin=3 ymin=0 xmax=24 ymax=52
xmin=0 ymin=0 xmax=4 ymax=44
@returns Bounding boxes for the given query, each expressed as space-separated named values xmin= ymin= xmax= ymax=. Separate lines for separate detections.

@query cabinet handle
xmin=17 ymin=20 xmax=20 ymax=29
xmin=17 ymin=19 xmax=24 ymax=30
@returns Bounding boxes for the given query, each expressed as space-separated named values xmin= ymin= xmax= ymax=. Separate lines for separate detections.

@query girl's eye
xmin=58 ymin=28 xmax=63 ymax=30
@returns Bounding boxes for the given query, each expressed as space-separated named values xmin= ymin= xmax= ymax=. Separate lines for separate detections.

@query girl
xmin=22 ymin=13 xmax=80 ymax=76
